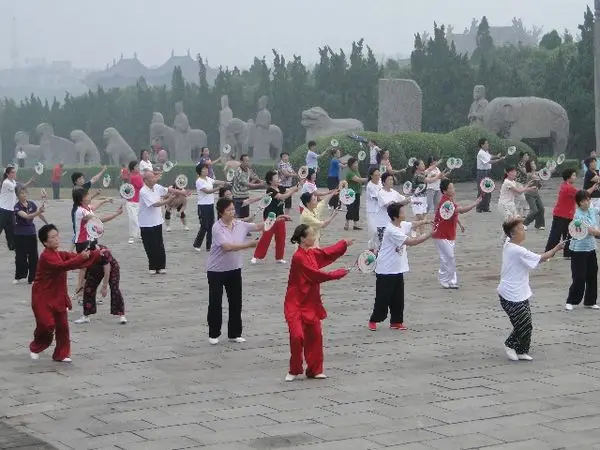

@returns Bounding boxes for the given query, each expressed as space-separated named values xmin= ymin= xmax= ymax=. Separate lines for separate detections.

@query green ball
xmin=366 ymin=254 xmax=375 ymax=264
xmin=268 ymin=212 xmax=276 ymax=219
xmin=485 ymin=180 xmax=492 ymax=187
xmin=574 ymin=220 xmax=582 ymax=227
xmin=348 ymin=190 xmax=355 ymax=197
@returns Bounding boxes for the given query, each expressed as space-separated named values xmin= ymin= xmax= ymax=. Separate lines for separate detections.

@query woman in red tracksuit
xmin=251 ymin=170 xmax=297 ymax=264
xmin=283 ymin=224 xmax=352 ymax=381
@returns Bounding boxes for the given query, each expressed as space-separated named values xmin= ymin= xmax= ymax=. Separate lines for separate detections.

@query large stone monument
xmin=595 ymin=0 xmax=600 ymax=152
xmin=14 ymin=132 xmax=43 ymax=166
xmin=300 ymin=107 xmax=364 ymax=142
xmin=36 ymin=123 xmax=76 ymax=165
xmin=172 ymin=102 xmax=207 ymax=162
xmin=377 ymin=79 xmax=423 ymax=133
xmin=103 ymin=127 xmax=136 ymax=165
xmin=253 ymin=95 xmax=281 ymax=161
xmin=219 ymin=95 xmax=233 ymax=156
xmin=70 ymin=130 xmax=101 ymax=165
xmin=481 ymin=97 xmax=569 ymax=156
xmin=467 ymin=85 xmax=489 ymax=126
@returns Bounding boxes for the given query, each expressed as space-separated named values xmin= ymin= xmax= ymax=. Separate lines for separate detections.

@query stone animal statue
xmin=14 ymin=131 xmax=43 ymax=166
xmin=70 ymin=130 xmax=101 ymax=165
xmin=150 ymin=112 xmax=176 ymax=153
xmin=226 ymin=118 xmax=282 ymax=160
xmin=103 ymin=127 xmax=136 ymax=166
xmin=301 ymin=106 xmax=364 ymax=143
xmin=481 ymin=97 xmax=569 ymax=156
xmin=36 ymin=123 xmax=76 ymax=165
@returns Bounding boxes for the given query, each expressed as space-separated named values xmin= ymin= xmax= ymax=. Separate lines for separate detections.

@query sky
xmin=0 ymin=0 xmax=593 ymax=70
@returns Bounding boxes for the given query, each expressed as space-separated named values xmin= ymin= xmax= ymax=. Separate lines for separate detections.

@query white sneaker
xmin=585 ymin=305 xmax=600 ymax=309
xmin=276 ymin=259 xmax=287 ymax=264
xmin=313 ymin=373 xmax=328 ymax=379
xmin=250 ymin=258 xmax=258 ymax=264
xmin=74 ymin=316 xmax=90 ymax=324
xmin=166 ymin=226 xmax=171 ymax=232
xmin=538 ymin=226 xmax=545 ymax=231
xmin=517 ymin=354 xmax=533 ymax=361
xmin=158 ymin=269 xmax=167 ymax=274
xmin=148 ymin=270 xmax=156 ymax=274
xmin=505 ymin=346 xmax=519 ymax=361
xmin=12 ymin=279 xmax=26 ymax=285
xmin=565 ymin=304 xmax=574 ymax=311
xmin=128 ymin=238 xmax=134 ymax=244
xmin=229 ymin=337 xmax=246 ymax=343
xmin=194 ymin=247 xmax=202 ymax=252
xmin=184 ymin=226 xmax=190 ymax=231
xmin=30 ymin=352 xmax=39 ymax=360
xmin=59 ymin=357 xmax=72 ymax=363
xmin=119 ymin=316 xmax=127 ymax=324
xmin=285 ymin=373 xmax=296 ymax=382
xmin=209 ymin=338 xmax=219 ymax=345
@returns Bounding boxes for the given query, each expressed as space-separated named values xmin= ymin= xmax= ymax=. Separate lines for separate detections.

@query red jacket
xmin=32 ymin=249 xmax=101 ymax=312
xmin=284 ymin=240 xmax=348 ymax=324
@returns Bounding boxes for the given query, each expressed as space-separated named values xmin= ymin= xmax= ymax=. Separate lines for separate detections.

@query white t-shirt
xmin=476 ymin=149 xmax=491 ymax=170
xmin=366 ymin=181 xmax=382 ymax=214
xmin=376 ymin=189 xmax=405 ymax=227
xmin=498 ymin=179 xmax=517 ymax=205
xmin=74 ymin=206 xmax=93 ymax=243
xmin=375 ymin=221 xmax=412 ymax=274
xmin=369 ymin=146 xmax=380 ymax=165
xmin=196 ymin=177 xmax=215 ymax=205
xmin=426 ymin=166 xmax=441 ymax=191
xmin=306 ymin=150 xmax=318 ymax=169
xmin=139 ymin=160 xmax=153 ymax=173
xmin=138 ymin=184 xmax=168 ymax=227
xmin=16 ymin=151 xmax=26 ymax=159
xmin=497 ymin=241 xmax=541 ymax=302
xmin=0 ymin=179 xmax=17 ymax=211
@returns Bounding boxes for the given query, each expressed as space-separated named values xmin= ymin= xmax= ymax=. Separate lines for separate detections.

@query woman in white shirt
xmin=497 ymin=167 xmax=537 ymax=221
xmin=194 ymin=163 xmax=226 ymax=251
xmin=498 ymin=218 xmax=563 ymax=361
xmin=425 ymin=156 xmax=443 ymax=213
xmin=365 ymin=168 xmax=382 ymax=250
xmin=375 ymin=173 xmax=410 ymax=248
xmin=138 ymin=149 xmax=154 ymax=173
xmin=0 ymin=166 xmax=18 ymax=250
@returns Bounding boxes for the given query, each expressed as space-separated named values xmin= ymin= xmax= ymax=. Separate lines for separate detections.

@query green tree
xmin=539 ymin=30 xmax=562 ymax=50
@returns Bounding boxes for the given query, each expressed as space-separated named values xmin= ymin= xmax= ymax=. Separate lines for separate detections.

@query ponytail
xmin=2 ymin=166 xmax=15 ymax=181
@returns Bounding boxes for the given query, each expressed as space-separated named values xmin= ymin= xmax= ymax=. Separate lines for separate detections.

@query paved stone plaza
xmin=2 ymin=179 xmax=600 ymax=450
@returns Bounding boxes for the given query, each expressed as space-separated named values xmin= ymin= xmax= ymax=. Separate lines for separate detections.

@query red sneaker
xmin=368 ymin=322 xmax=377 ymax=331
xmin=390 ymin=323 xmax=407 ymax=330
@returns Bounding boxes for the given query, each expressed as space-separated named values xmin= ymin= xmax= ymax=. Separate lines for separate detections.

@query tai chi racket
xmin=567 ymin=219 xmax=589 ymax=241
xmin=102 ymin=174 xmax=112 ymax=188
xmin=402 ymin=181 xmax=412 ymax=195
xmin=34 ymin=162 xmax=44 ymax=175
xmin=119 ymin=183 xmax=135 ymax=200
xmin=537 ymin=168 xmax=552 ymax=181
xmin=339 ymin=188 xmax=356 ymax=206
xmin=480 ymin=177 xmax=496 ymax=193
xmin=250 ymin=195 xmax=273 ymax=220
xmin=556 ymin=154 xmax=566 ymax=165
xmin=226 ymin=168 xmax=235 ymax=182
xmin=175 ymin=174 xmax=188 ymax=189
xmin=357 ymin=150 xmax=367 ymax=161
xmin=347 ymin=250 xmax=377 ymax=273
xmin=439 ymin=200 xmax=456 ymax=220
xmin=86 ymin=217 xmax=104 ymax=240
xmin=546 ymin=159 xmax=557 ymax=172
xmin=507 ymin=146 xmax=517 ymax=156
xmin=263 ymin=212 xmax=277 ymax=231
xmin=297 ymin=166 xmax=309 ymax=180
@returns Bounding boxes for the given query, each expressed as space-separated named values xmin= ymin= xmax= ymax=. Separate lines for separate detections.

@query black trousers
xmin=140 ymin=225 xmax=166 ymax=271
xmin=0 ymin=208 xmax=15 ymax=250
xmin=233 ymin=198 xmax=250 ymax=219
xmin=327 ymin=176 xmax=340 ymax=208
xmin=194 ymin=204 xmax=215 ymax=250
xmin=500 ymin=296 xmax=532 ymax=354
xmin=14 ymin=234 xmax=38 ymax=282
xmin=52 ymin=181 xmax=60 ymax=200
xmin=370 ymin=273 xmax=404 ymax=324
xmin=346 ymin=192 xmax=361 ymax=222
xmin=476 ymin=169 xmax=491 ymax=212
xmin=567 ymin=250 xmax=598 ymax=306
xmin=545 ymin=216 xmax=572 ymax=257
xmin=207 ymin=269 xmax=243 ymax=339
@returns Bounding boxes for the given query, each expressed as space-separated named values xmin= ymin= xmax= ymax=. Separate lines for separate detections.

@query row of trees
xmin=0 ymin=7 xmax=596 ymax=164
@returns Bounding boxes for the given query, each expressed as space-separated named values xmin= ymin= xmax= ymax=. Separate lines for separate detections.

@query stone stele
xmin=70 ymin=130 xmax=101 ymax=165
xmin=301 ymin=107 xmax=364 ymax=143
xmin=377 ymin=79 xmax=422 ymax=133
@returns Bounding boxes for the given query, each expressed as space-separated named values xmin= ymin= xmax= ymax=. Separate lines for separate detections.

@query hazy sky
xmin=0 ymin=0 xmax=592 ymax=69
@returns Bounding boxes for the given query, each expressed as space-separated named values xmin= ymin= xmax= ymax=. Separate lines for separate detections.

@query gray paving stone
xmin=3 ymin=180 xmax=600 ymax=448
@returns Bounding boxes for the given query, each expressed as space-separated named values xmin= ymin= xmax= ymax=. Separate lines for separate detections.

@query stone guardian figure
xmin=219 ymin=95 xmax=233 ymax=156
xmin=173 ymin=101 xmax=192 ymax=162
xmin=253 ymin=95 xmax=272 ymax=162
xmin=468 ymin=85 xmax=489 ymax=126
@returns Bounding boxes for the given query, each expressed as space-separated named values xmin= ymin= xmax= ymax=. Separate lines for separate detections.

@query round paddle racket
xmin=507 ymin=146 xmax=517 ymax=155
xmin=34 ymin=162 xmax=44 ymax=175
xmin=102 ymin=174 xmax=112 ymax=188
xmin=357 ymin=150 xmax=366 ymax=161
xmin=402 ymin=181 xmax=413 ymax=195
xmin=175 ymin=174 xmax=188 ymax=189
xmin=119 ymin=183 xmax=135 ymax=200
xmin=439 ymin=200 xmax=456 ymax=220
xmin=264 ymin=212 xmax=277 ymax=231
xmin=339 ymin=188 xmax=356 ymax=205
xmin=568 ymin=219 xmax=589 ymax=241
xmin=85 ymin=217 xmax=104 ymax=240
xmin=480 ymin=177 xmax=495 ymax=194
xmin=226 ymin=168 xmax=235 ymax=182
xmin=348 ymin=250 xmax=377 ymax=273
xmin=556 ymin=154 xmax=566 ymax=165
xmin=546 ymin=159 xmax=557 ymax=172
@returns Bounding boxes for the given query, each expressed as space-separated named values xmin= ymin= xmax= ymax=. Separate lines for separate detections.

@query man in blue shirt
xmin=327 ymin=148 xmax=346 ymax=209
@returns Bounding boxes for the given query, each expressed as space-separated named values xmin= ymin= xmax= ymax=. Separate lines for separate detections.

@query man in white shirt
xmin=368 ymin=202 xmax=432 ymax=331
xmin=368 ymin=140 xmax=381 ymax=171
xmin=16 ymin=149 xmax=26 ymax=168
xmin=305 ymin=141 xmax=324 ymax=172
xmin=138 ymin=171 xmax=187 ymax=274
xmin=476 ymin=138 xmax=505 ymax=213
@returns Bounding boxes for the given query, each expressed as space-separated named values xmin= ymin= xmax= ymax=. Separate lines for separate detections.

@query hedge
xmin=290 ymin=126 xmax=538 ymax=184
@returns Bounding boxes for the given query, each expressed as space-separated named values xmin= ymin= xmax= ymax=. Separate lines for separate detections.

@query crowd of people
xmin=0 ymin=139 xmax=596 ymax=380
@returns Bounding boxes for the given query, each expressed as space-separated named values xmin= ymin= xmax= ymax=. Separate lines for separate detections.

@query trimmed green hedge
xmin=290 ymin=126 xmax=536 ymax=183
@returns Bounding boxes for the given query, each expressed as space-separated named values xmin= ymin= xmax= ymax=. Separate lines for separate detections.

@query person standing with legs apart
xmin=50 ymin=163 xmax=66 ymax=200
xmin=498 ymin=218 xmax=564 ymax=362
xmin=432 ymin=180 xmax=480 ymax=289
xmin=545 ymin=168 xmax=597 ymax=259
xmin=232 ymin=154 xmax=263 ymax=220
xmin=476 ymin=138 xmax=505 ymax=213
xmin=565 ymin=190 xmax=600 ymax=311
xmin=251 ymin=170 xmax=295 ymax=264
xmin=138 ymin=171 xmax=187 ymax=274
xmin=277 ymin=152 xmax=297 ymax=214
xmin=0 ymin=166 xmax=22 ymax=251
xmin=13 ymin=186 xmax=47 ymax=284
xmin=29 ymin=224 xmax=102 ymax=362
xmin=327 ymin=148 xmax=346 ymax=209
xmin=425 ymin=156 xmax=443 ymax=214
xmin=365 ymin=168 xmax=382 ymax=251
xmin=206 ymin=198 xmax=286 ymax=344
xmin=194 ymin=163 xmax=225 ymax=251
xmin=369 ymin=203 xmax=432 ymax=331
xmin=285 ymin=224 xmax=351 ymax=381
xmin=344 ymin=157 xmax=367 ymax=231
xmin=375 ymin=173 xmax=410 ymax=250
xmin=523 ymin=160 xmax=545 ymax=230
xmin=126 ymin=160 xmax=143 ymax=244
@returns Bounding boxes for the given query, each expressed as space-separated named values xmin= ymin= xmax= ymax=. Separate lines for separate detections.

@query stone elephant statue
xmin=481 ymin=97 xmax=569 ymax=156
xmin=301 ymin=106 xmax=364 ymax=143
xmin=103 ymin=127 xmax=136 ymax=166
xmin=70 ymin=130 xmax=101 ymax=165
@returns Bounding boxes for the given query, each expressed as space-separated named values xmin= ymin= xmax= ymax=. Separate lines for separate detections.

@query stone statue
xmin=301 ymin=107 xmax=364 ymax=142
xmin=70 ymin=130 xmax=101 ymax=165
xmin=227 ymin=117 xmax=282 ymax=161
xmin=467 ymin=85 xmax=489 ymax=126
xmin=253 ymin=95 xmax=275 ymax=161
xmin=481 ymin=97 xmax=569 ymax=156
xmin=377 ymin=79 xmax=422 ymax=133
xmin=171 ymin=102 xmax=207 ymax=162
xmin=219 ymin=95 xmax=233 ymax=156
xmin=103 ymin=127 xmax=136 ymax=165
xmin=150 ymin=112 xmax=176 ymax=153
xmin=36 ymin=123 xmax=76 ymax=165
xmin=14 ymin=131 xmax=43 ymax=166
xmin=246 ymin=119 xmax=256 ymax=155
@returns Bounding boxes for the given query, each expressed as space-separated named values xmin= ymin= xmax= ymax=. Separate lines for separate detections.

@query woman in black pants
xmin=194 ymin=163 xmax=225 ymax=251
xmin=327 ymin=148 xmax=345 ymax=209
xmin=0 ymin=166 xmax=33 ymax=250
